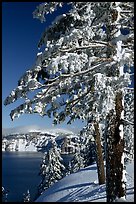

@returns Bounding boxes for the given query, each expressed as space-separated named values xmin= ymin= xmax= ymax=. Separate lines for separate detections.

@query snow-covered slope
xmin=35 ymin=161 xmax=134 ymax=202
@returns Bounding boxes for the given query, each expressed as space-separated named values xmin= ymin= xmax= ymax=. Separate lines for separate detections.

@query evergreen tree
xmin=83 ymin=137 xmax=96 ymax=167
xmin=38 ymin=152 xmax=49 ymax=195
xmin=70 ymin=151 xmax=84 ymax=173
xmin=65 ymin=136 xmax=85 ymax=175
xmin=4 ymin=2 xmax=134 ymax=202
xmin=23 ymin=189 xmax=30 ymax=202
xmin=2 ymin=187 xmax=9 ymax=202
xmin=80 ymin=126 xmax=96 ymax=167
xmin=65 ymin=160 xmax=72 ymax=176
xmin=38 ymin=138 xmax=66 ymax=195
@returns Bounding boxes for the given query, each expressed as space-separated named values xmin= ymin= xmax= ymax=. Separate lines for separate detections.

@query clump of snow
xmin=115 ymin=196 xmax=126 ymax=202
xmin=43 ymin=128 xmax=74 ymax=135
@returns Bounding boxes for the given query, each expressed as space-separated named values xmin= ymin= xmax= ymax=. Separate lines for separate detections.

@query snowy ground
xmin=35 ymin=161 xmax=134 ymax=202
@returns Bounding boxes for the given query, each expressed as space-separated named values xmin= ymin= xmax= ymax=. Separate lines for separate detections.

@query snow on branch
xmin=123 ymin=119 xmax=134 ymax=126
xmin=33 ymin=60 xmax=114 ymax=89
xmin=33 ymin=2 xmax=64 ymax=23
xmin=125 ymin=87 xmax=134 ymax=90
xmin=59 ymin=42 xmax=111 ymax=53
xmin=4 ymin=79 xmax=43 ymax=106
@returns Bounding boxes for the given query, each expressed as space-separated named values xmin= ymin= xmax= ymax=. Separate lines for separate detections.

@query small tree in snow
xmin=83 ymin=140 xmax=96 ymax=167
xmin=2 ymin=187 xmax=9 ymax=202
xmin=38 ymin=152 xmax=49 ymax=195
xmin=80 ymin=125 xmax=96 ymax=165
xmin=38 ymin=138 xmax=65 ymax=195
xmin=23 ymin=189 xmax=30 ymax=202
xmin=70 ymin=151 xmax=84 ymax=173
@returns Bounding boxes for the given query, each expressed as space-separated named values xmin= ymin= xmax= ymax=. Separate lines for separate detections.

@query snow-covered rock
xmin=2 ymin=126 xmax=77 ymax=152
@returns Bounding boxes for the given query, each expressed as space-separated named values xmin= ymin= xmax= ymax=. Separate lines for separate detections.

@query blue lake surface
xmin=2 ymin=151 xmax=43 ymax=202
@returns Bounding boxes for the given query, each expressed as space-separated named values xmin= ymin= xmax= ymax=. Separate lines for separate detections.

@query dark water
xmin=2 ymin=151 xmax=43 ymax=202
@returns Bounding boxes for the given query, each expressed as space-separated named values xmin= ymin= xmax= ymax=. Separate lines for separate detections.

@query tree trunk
xmin=105 ymin=91 xmax=126 ymax=202
xmin=94 ymin=121 xmax=105 ymax=185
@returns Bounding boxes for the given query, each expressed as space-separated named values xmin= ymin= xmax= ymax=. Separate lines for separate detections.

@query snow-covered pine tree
xmin=80 ymin=125 xmax=96 ymax=167
xmin=102 ymin=2 xmax=134 ymax=202
xmin=23 ymin=189 xmax=30 ymax=202
xmin=38 ymin=138 xmax=65 ymax=195
xmin=38 ymin=152 xmax=49 ymax=195
xmin=83 ymin=138 xmax=96 ymax=167
xmin=65 ymin=134 xmax=93 ymax=175
xmin=4 ymin=2 xmax=134 ymax=202
xmin=69 ymin=151 xmax=84 ymax=174
xmin=3 ymin=2 xmax=109 ymax=186
xmin=65 ymin=160 xmax=72 ymax=176
xmin=2 ymin=187 xmax=9 ymax=202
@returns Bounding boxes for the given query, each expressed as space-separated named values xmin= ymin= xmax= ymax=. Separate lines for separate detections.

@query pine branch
xmin=66 ymin=87 xmax=92 ymax=108
xmin=124 ymin=148 xmax=133 ymax=155
xmin=59 ymin=42 xmax=112 ymax=53
xmin=120 ymin=10 xmax=134 ymax=13
xmin=123 ymin=119 xmax=134 ymax=126
xmin=41 ymin=60 xmax=115 ymax=89
xmin=125 ymin=87 xmax=134 ymax=90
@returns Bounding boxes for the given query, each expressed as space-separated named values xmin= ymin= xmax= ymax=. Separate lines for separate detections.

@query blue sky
xmin=2 ymin=2 xmax=85 ymax=132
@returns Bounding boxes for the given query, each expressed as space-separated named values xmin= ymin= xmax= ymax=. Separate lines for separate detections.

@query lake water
xmin=2 ymin=151 xmax=43 ymax=202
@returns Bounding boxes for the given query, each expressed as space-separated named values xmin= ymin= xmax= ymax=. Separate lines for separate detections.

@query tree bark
xmin=94 ymin=121 xmax=105 ymax=185
xmin=105 ymin=91 xmax=126 ymax=202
